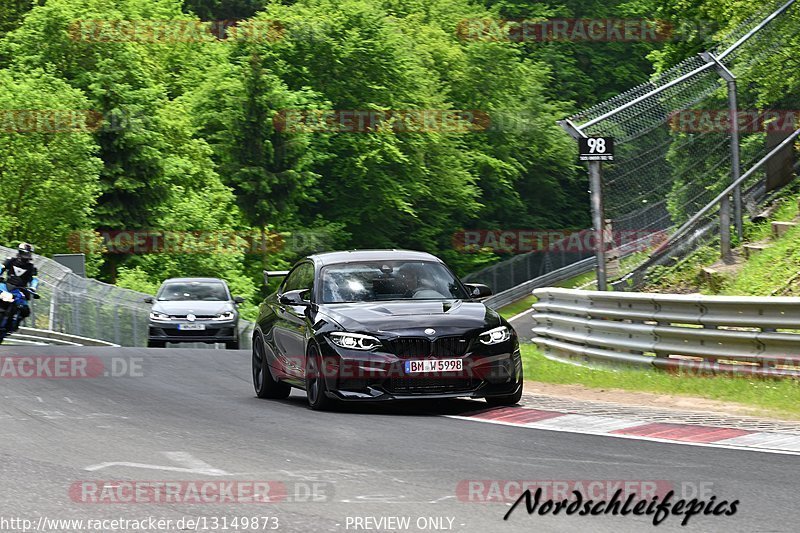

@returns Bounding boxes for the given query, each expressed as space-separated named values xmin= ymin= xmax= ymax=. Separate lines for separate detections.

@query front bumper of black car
xmin=316 ymin=335 xmax=522 ymax=401
xmin=148 ymin=319 xmax=238 ymax=344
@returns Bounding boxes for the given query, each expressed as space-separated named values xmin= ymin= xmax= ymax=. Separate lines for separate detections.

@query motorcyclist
xmin=0 ymin=243 xmax=40 ymax=333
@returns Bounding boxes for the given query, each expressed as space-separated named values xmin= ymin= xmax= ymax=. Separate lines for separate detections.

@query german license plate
xmin=178 ymin=323 xmax=206 ymax=331
xmin=404 ymin=359 xmax=463 ymax=373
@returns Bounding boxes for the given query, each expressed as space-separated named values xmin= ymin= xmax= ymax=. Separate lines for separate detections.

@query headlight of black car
xmin=479 ymin=325 xmax=511 ymax=345
xmin=329 ymin=332 xmax=382 ymax=350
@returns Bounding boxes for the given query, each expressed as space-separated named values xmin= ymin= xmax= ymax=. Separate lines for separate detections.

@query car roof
xmin=307 ymin=249 xmax=442 ymax=266
xmin=160 ymin=277 xmax=228 ymax=284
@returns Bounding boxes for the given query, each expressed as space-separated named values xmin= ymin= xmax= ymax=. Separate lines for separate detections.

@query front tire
xmin=485 ymin=376 xmax=523 ymax=407
xmin=226 ymin=340 xmax=240 ymax=350
xmin=147 ymin=340 xmax=166 ymax=348
xmin=306 ymin=345 xmax=335 ymax=411
xmin=252 ymin=335 xmax=291 ymax=399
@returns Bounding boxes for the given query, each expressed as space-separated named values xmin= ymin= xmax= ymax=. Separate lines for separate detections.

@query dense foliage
xmin=1 ymin=0 xmax=776 ymax=312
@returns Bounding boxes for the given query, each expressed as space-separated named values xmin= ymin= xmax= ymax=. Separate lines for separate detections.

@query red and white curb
xmin=446 ymin=407 xmax=800 ymax=456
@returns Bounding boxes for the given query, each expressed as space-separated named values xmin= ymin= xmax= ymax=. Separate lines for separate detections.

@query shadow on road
xmin=254 ymin=393 xmax=503 ymax=418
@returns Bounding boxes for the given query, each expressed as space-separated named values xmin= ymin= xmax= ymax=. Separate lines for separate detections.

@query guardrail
xmin=6 ymin=327 xmax=120 ymax=347
xmin=530 ymin=288 xmax=800 ymax=378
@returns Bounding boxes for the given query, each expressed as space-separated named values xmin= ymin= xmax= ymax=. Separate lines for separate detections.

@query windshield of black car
xmin=320 ymin=261 xmax=468 ymax=303
xmin=157 ymin=281 xmax=228 ymax=301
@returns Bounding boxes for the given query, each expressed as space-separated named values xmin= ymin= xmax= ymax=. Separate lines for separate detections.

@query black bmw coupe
xmin=252 ymin=250 xmax=523 ymax=410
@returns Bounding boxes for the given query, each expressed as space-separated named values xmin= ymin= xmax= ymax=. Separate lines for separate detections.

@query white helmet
xmin=17 ymin=242 xmax=34 ymax=260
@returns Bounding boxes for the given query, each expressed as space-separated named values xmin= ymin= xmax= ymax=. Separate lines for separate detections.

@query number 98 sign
xmin=579 ymin=137 xmax=614 ymax=161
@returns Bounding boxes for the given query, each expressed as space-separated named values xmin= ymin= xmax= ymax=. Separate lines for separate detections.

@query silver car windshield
xmin=321 ymin=261 xmax=468 ymax=303
xmin=158 ymin=281 xmax=228 ymax=301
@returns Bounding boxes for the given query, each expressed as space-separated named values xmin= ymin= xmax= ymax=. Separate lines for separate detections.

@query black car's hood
xmin=319 ymin=300 xmax=502 ymax=336
xmin=152 ymin=300 xmax=233 ymax=316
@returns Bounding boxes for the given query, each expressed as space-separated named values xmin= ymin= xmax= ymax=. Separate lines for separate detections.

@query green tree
xmin=0 ymin=70 xmax=102 ymax=252
xmin=182 ymin=0 xmax=265 ymax=20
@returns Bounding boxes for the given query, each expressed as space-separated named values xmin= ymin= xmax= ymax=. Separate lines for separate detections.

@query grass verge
xmin=495 ymin=269 xmax=597 ymax=320
xmin=520 ymin=344 xmax=800 ymax=419
xmin=497 ymin=294 xmax=537 ymax=320
xmin=722 ymin=221 xmax=800 ymax=295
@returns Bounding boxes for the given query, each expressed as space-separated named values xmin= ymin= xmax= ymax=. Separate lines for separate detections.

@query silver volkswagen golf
xmin=145 ymin=277 xmax=244 ymax=349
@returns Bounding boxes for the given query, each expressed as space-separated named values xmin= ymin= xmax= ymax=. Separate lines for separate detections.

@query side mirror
xmin=143 ymin=297 xmax=154 ymax=304
xmin=279 ymin=289 xmax=311 ymax=306
xmin=233 ymin=296 xmax=245 ymax=304
xmin=464 ymin=283 xmax=492 ymax=299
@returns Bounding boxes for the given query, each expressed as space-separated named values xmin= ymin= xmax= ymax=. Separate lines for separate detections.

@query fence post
xmin=588 ymin=161 xmax=608 ymax=290
xmin=558 ymin=119 xmax=607 ymax=290
xmin=702 ymin=52 xmax=742 ymax=262
xmin=605 ymin=219 xmax=620 ymax=279
xmin=49 ymin=286 xmax=56 ymax=331
xmin=727 ymin=78 xmax=743 ymax=241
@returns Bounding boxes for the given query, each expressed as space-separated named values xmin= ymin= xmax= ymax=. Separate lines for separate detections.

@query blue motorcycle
xmin=0 ymin=280 xmax=37 ymax=343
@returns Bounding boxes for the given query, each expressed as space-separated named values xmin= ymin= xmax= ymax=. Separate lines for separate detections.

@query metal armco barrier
xmin=531 ymin=288 xmax=800 ymax=378
xmin=7 ymin=327 xmax=120 ymax=347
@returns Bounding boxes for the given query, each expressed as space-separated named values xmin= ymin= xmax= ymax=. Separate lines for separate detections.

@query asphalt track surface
xmin=507 ymin=310 xmax=536 ymax=343
xmin=0 ymin=346 xmax=797 ymax=533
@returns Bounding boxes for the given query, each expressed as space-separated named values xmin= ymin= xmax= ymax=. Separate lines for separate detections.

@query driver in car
xmin=399 ymin=264 xmax=442 ymax=298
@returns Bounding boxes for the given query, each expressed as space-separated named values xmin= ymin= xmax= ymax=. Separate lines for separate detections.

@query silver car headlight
xmin=479 ymin=325 xmax=511 ymax=345
xmin=149 ymin=311 xmax=170 ymax=321
xmin=213 ymin=311 xmax=235 ymax=321
xmin=329 ymin=332 xmax=381 ymax=350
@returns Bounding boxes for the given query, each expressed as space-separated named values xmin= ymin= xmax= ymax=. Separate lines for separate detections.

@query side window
xmin=281 ymin=263 xmax=314 ymax=294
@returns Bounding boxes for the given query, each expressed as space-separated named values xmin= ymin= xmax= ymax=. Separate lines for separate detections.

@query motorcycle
xmin=0 ymin=278 xmax=39 ymax=343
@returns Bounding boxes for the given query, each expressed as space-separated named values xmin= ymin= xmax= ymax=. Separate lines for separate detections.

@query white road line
xmin=86 ymin=451 xmax=230 ymax=476
xmin=507 ymin=309 xmax=533 ymax=323
xmin=163 ymin=451 xmax=229 ymax=475
xmin=85 ymin=462 xmax=225 ymax=475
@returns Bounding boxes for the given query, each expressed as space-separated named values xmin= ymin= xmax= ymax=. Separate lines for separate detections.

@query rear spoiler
xmin=263 ymin=270 xmax=289 ymax=285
